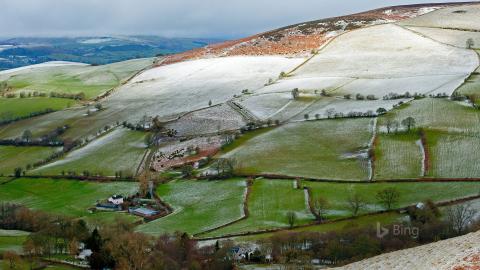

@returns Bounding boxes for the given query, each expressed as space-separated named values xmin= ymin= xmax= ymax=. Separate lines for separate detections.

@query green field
xmin=137 ymin=179 xmax=246 ymax=236
xmin=381 ymin=98 xmax=480 ymax=135
xmin=425 ymin=131 xmax=480 ymax=178
xmin=456 ymin=51 xmax=480 ymax=101
xmin=201 ymin=179 xmax=315 ymax=237
xmin=0 ymin=146 xmax=62 ymax=175
xmin=0 ymin=58 xmax=153 ymax=99
xmin=0 ymin=178 xmax=137 ymax=218
xmin=0 ymin=230 xmax=30 ymax=254
xmin=0 ymin=98 xmax=75 ymax=122
xmin=33 ymin=128 xmax=147 ymax=176
xmin=230 ymin=212 xmax=404 ymax=243
xmin=305 ymin=181 xmax=480 ymax=219
xmin=374 ymin=133 xmax=423 ymax=179
xmin=224 ymin=118 xmax=372 ymax=180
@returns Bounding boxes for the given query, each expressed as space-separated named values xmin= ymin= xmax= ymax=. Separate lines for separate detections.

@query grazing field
xmin=399 ymin=4 xmax=480 ymax=31
xmin=201 ymin=179 xmax=315 ymax=237
xmin=0 ymin=108 xmax=84 ymax=140
xmin=137 ymin=179 xmax=246 ymax=236
xmin=33 ymin=128 xmax=147 ymax=176
xmin=0 ymin=98 xmax=75 ymax=121
xmin=456 ymin=55 xmax=480 ymax=99
xmin=305 ymin=181 xmax=480 ymax=218
xmin=426 ymin=131 xmax=480 ymax=178
xmin=374 ymin=133 xmax=423 ymax=180
xmin=0 ymin=146 xmax=62 ymax=175
xmin=0 ymin=178 xmax=137 ymax=217
xmin=0 ymin=58 xmax=153 ymax=99
xmin=0 ymin=230 xmax=29 ymax=254
xmin=225 ymin=118 xmax=372 ymax=180
xmin=380 ymin=98 xmax=480 ymax=135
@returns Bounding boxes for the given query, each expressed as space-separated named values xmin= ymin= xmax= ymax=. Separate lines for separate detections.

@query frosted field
xmin=374 ymin=134 xmax=423 ymax=180
xmin=337 ymin=75 xmax=469 ymax=97
xmin=224 ymin=118 xmax=372 ymax=180
xmin=428 ymin=133 xmax=480 ymax=178
xmin=457 ymin=58 xmax=480 ymax=97
xmin=201 ymin=179 xmax=314 ymax=237
xmin=164 ymin=104 xmax=246 ymax=136
xmin=33 ymin=128 xmax=147 ymax=176
xmin=103 ymin=56 xmax=304 ymax=122
xmin=406 ymin=26 xmax=480 ymax=49
xmin=0 ymin=61 xmax=88 ymax=76
xmin=399 ymin=4 xmax=480 ymax=31
xmin=382 ymin=98 xmax=480 ymax=135
xmin=137 ymin=179 xmax=246 ymax=236
xmin=0 ymin=58 xmax=153 ymax=99
xmin=294 ymin=24 xmax=476 ymax=79
xmin=290 ymin=98 xmax=408 ymax=121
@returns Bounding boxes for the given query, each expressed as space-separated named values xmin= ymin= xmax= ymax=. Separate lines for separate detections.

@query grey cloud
xmin=0 ymin=0 xmax=471 ymax=38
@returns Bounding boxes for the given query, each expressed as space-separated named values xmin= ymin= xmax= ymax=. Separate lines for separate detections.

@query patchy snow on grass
xmin=0 ymin=61 xmax=88 ymax=75
xmin=103 ymin=56 xmax=304 ymax=122
xmin=399 ymin=4 xmax=480 ymax=31
xmin=292 ymin=24 xmax=477 ymax=90
xmin=165 ymin=104 xmax=246 ymax=136
xmin=406 ymin=26 xmax=480 ymax=49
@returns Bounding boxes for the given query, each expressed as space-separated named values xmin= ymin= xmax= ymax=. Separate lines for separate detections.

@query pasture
xmin=0 ymin=98 xmax=75 ymax=121
xmin=0 ymin=146 xmax=62 ymax=175
xmin=0 ymin=178 xmax=137 ymax=217
xmin=137 ymin=179 xmax=246 ymax=236
xmin=33 ymin=128 xmax=148 ymax=176
xmin=201 ymin=179 xmax=315 ymax=237
xmin=224 ymin=118 xmax=373 ymax=180
xmin=374 ymin=133 xmax=423 ymax=180
xmin=305 ymin=181 xmax=480 ymax=219
xmin=426 ymin=131 xmax=480 ymax=178
xmin=0 ymin=58 xmax=153 ymax=99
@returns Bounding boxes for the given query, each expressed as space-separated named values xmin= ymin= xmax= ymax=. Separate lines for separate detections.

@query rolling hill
xmin=1 ymin=2 xmax=480 ymax=269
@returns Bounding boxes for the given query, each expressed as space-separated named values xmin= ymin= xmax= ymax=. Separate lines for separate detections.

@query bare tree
xmin=286 ymin=211 xmax=296 ymax=228
xmin=312 ymin=197 xmax=329 ymax=222
xmin=376 ymin=188 xmax=400 ymax=210
xmin=291 ymin=88 xmax=300 ymax=100
xmin=213 ymin=158 xmax=236 ymax=178
xmin=347 ymin=191 xmax=367 ymax=216
xmin=401 ymin=117 xmax=416 ymax=132
xmin=467 ymin=38 xmax=475 ymax=49
xmin=446 ymin=203 xmax=477 ymax=235
xmin=22 ymin=129 xmax=32 ymax=143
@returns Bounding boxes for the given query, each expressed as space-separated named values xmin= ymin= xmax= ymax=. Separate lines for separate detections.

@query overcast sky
xmin=0 ymin=0 xmax=472 ymax=39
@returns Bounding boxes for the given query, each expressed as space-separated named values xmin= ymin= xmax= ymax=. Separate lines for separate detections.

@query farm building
xmin=129 ymin=207 xmax=162 ymax=220
xmin=108 ymin=194 xmax=124 ymax=205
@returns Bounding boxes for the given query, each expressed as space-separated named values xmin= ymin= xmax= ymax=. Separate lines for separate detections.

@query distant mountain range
xmin=0 ymin=36 xmax=222 ymax=70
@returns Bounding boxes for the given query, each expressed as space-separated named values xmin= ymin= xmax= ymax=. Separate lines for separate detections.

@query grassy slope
xmin=425 ymin=130 xmax=480 ymax=178
xmin=232 ymin=212 xmax=403 ymax=243
xmin=0 ymin=98 xmax=75 ymax=120
xmin=225 ymin=118 xmax=372 ymax=180
xmin=0 ymin=58 xmax=153 ymax=99
xmin=374 ymin=133 xmax=423 ymax=179
xmin=0 ymin=178 xmax=137 ymax=217
xmin=378 ymin=98 xmax=480 ymax=178
xmin=202 ymin=179 xmax=314 ymax=237
xmin=381 ymin=98 xmax=480 ymax=135
xmin=0 ymin=146 xmax=62 ymax=175
xmin=137 ymin=179 xmax=246 ymax=236
xmin=33 ymin=128 xmax=147 ymax=176
xmin=456 ymin=50 xmax=480 ymax=102
xmin=305 ymin=181 xmax=480 ymax=219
